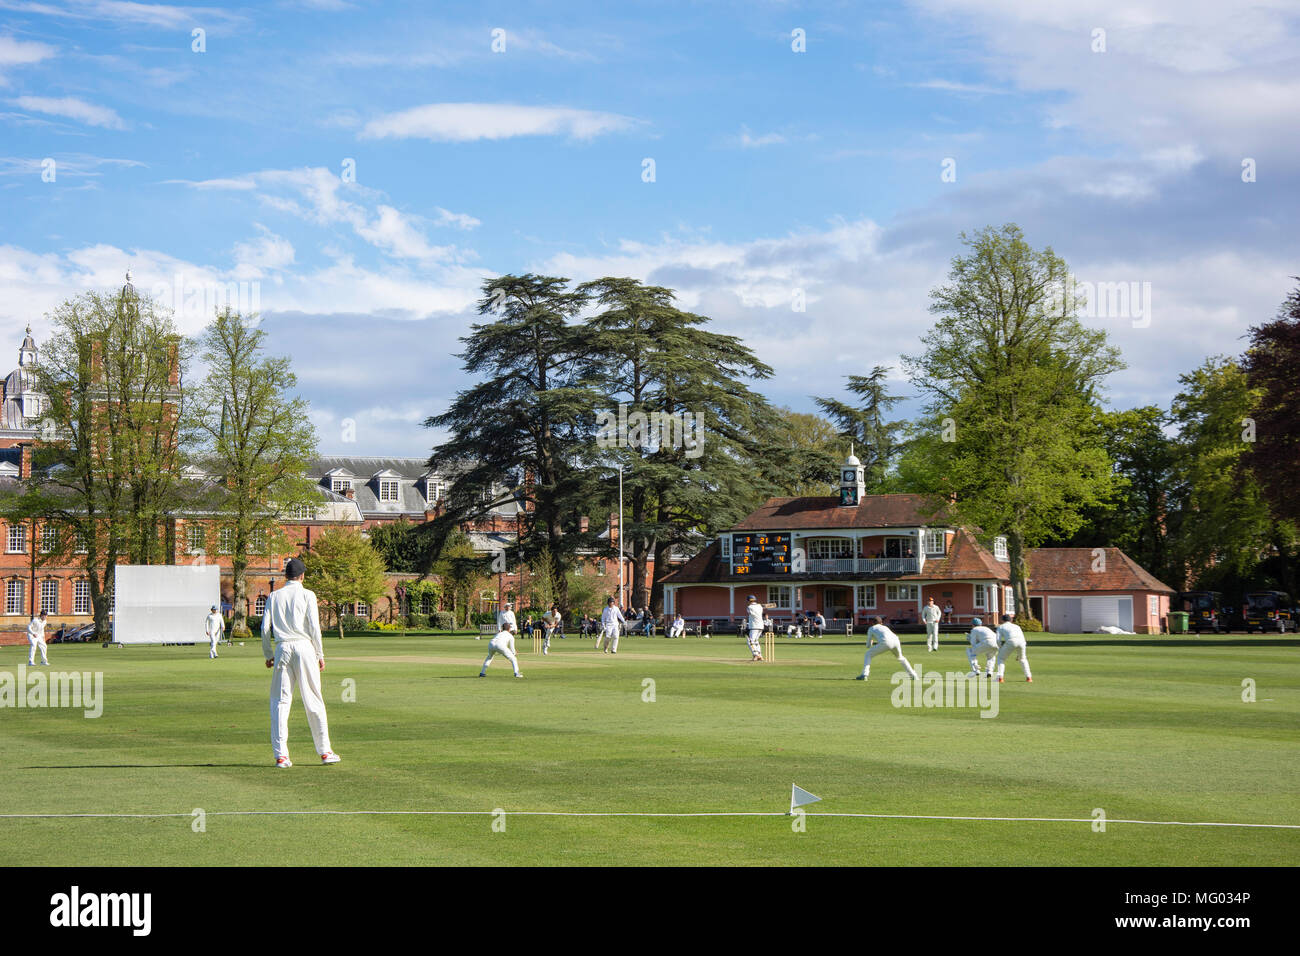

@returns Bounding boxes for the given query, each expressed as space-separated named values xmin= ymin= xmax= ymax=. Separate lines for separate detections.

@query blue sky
xmin=2 ymin=0 xmax=1297 ymax=455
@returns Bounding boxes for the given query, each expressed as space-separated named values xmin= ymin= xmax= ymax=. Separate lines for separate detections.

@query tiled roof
xmin=1027 ymin=548 xmax=1175 ymax=593
xmin=731 ymin=494 xmax=952 ymax=531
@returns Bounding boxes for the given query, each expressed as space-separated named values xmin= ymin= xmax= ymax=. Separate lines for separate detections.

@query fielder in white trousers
xmin=262 ymin=567 xmax=338 ymax=767
xmin=967 ymin=620 xmax=999 ymax=677
xmin=27 ymin=613 xmax=48 ymax=666
xmin=856 ymin=619 xmax=918 ymax=681
xmin=922 ymin=599 xmax=942 ymax=651
xmin=205 ymin=608 xmax=224 ymax=659
xmin=599 ymin=601 xmax=625 ymax=654
xmin=995 ymin=615 xmax=1033 ymax=682
xmin=480 ymin=628 xmax=522 ymax=677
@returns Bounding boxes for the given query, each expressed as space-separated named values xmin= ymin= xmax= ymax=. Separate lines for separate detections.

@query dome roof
xmin=844 ymin=454 xmax=861 ymax=467
xmin=4 ymin=366 xmax=36 ymax=395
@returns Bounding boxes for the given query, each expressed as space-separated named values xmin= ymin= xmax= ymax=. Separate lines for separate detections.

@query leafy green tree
xmin=903 ymin=224 xmax=1123 ymax=615
xmin=1168 ymin=357 xmax=1271 ymax=588
xmin=190 ymin=307 xmax=318 ymax=638
xmin=1243 ymin=282 xmax=1300 ymax=525
xmin=426 ymin=275 xmax=599 ymax=608
xmin=430 ymin=526 xmax=489 ymax=629
xmin=367 ymin=518 xmax=437 ymax=574
xmin=766 ymin=408 xmax=842 ymax=497
xmin=579 ymin=277 xmax=779 ymax=612
xmin=564 ymin=570 xmax=600 ymax=619
xmin=300 ymin=527 xmax=387 ymax=639
xmin=813 ymin=366 xmax=907 ymax=491
xmin=30 ymin=283 xmax=189 ymax=637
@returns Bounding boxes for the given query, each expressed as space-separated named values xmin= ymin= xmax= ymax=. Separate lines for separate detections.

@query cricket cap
xmin=284 ymin=557 xmax=306 ymax=578
xmin=747 ymin=595 xmax=756 ymax=602
xmin=972 ymin=617 xmax=982 ymax=626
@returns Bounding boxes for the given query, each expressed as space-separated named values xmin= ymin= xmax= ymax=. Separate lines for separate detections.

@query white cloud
xmin=0 ymin=34 xmax=56 ymax=72
xmin=433 ymin=207 xmax=480 ymax=230
xmin=12 ymin=94 xmax=125 ymax=129
xmin=360 ymin=103 xmax=639 ymax=142
xmin=0 ymin=0 xmax=244 ymax=30
xmin=737 ymin=126 xmax=786 ymax=149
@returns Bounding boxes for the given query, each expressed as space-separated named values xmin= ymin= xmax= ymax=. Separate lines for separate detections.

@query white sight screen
xmin=113 ymin=565 xmax=221 ymax=645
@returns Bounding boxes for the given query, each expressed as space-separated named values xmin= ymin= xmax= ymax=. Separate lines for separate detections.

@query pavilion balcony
xmin=804 ymin=557 xmax=920 ymax=576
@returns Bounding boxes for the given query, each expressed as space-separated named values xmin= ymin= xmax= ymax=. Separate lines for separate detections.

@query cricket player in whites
xmin=541 ymin=603 xmax=561 ymax=655
xmin=995 ymin=612 xmax=1033 ymax=682
xmin=205 ymin=604 xmax=224 ymax=659
xmin=27 ymin=610 xmax=48 ymax=666
xmin=262 ymin=557 xmax=341 ymax=768
xmin=744 ymin=595 xmax=772 ymax=661
xmin=479 ymin=622 xmax=523 ymax=678
xmin=854 ymin=615 xmax=918 ymax=681
xmin=492 ymin=601 xmax=517 ymax=641
xmin=966 ymin=617 xmax=999 ymax=678
xmin=598 ymin=597 xmax=625 ymax=653
xmin=922 ymin=596 xmax=942 ymax=651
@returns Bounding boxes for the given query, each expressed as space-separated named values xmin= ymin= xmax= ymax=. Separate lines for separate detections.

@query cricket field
xmin=1 ymin=632 xmax=1296 ymax=866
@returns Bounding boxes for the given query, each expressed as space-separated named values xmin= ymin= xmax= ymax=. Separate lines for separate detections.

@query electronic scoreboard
xmin=731 ymin=532 xmax=792 ymax=575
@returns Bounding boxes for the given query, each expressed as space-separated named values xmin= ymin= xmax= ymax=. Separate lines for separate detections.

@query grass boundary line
xmin=1 ymin=810 xmax=1297 ymax=829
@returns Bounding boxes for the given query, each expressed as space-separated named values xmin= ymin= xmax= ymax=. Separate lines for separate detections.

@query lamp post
xmin=618 ymin=464 xmax=624 ymax=610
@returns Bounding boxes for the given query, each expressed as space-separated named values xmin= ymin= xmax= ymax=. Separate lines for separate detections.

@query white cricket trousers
xmin=746 ymin=626 xmax=764 ymax=658
xmin=28 ymin=636 xmax=47 ymax=665
xmin=996 ymin=637 xmax=1032 ymax=679
xmin=481 ymin=634 xmax=521 ymax=675
xmin=270 ymin=640 xmax=333 ymax=760
xmin=209 ymin=634 xmax=220 ymax=658
xmin=968 ymin=638 xmax=998 ymax=676
xmin=925 ymin=622 xmax=940 ymax=650
xmin=860 ymin=635 xmax=917 ymax=679
xmin=600 ymin=625 xmax=620 ymax=653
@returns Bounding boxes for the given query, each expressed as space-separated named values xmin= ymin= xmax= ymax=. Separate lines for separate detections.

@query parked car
xmin=1240 ymin=591 xmax=1294 ymax=633
xmin=50 ymin=623 xmax=97 ymax=643
xmin=1176 ymin=590 xmax=1226 ymax=633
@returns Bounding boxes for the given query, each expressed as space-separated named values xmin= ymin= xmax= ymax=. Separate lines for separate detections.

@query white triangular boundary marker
xmin=790 ymin=784 xmax=822 ymax=814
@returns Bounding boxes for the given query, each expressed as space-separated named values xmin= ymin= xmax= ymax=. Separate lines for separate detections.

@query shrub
xmin=430 ymin=611 xmax=456 ymax=631
xmin=471 ymin=611 xmax=496 ymax=627
xmin=246 ymin=615 xmax=262 ymax=633
xmin=405 ymin=613 xmax=431 ymax=629
xmin=339 ymin=614 xmax=368 ymax=632
xmin=1018 ymin=617 xmax=1044 ymax=632
xmin=366 ymin=620 xmax=402 ymax=632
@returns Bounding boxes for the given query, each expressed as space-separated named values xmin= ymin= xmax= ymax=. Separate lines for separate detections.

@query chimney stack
xmin=19 ymin=442 xmax=32 ymax=480
xmin=579 ymin=516 xmax=589 ymax=534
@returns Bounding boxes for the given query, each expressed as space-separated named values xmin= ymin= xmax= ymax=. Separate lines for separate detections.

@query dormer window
xmin=923 ymin=530 xmax=946 ymax=556
xmin=993 ymin=536 xmax=1009 ymax=562
xmin=425 ymin=478 xmax=444 ymax=502
xmin=331 ymin=478 xmax=352 ymax=494
xmin=379 ymin=479 xmax=400 ymax=502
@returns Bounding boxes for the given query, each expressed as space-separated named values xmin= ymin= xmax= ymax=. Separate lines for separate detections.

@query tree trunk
xmin=1008 ymin=531 xmax=1031 ymax=622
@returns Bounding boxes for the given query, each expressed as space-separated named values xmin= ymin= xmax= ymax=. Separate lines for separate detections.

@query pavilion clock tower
xmin=839 ymin=447 xmax=865 ymax=506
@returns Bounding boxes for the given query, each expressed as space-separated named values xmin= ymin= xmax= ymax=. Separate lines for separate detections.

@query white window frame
xmin=768 ymin=585 xmax=792 ymax=610
xmin=75 ymin=531 xmax=89 ymax=554
xmin=250 ymin=529 xmax=267 ymax=554
xmin=289 ymin=503 xmax=317 ymax=520
xmin=720 ymin=535 xmax=731 ymax=558
xmin=993 ymin=536 xmax=1009 ymax=561
xmin=379 ymin=479 xmax=400 ymax=502
xmin=1149 ymin=595 xmax=1159 ymax=619
xmin=187 ymin=525 xmax=205 ymax=554
xmin=974 ymin=584 xmax=987 ymax=609
xmin=807 ymin=537 xmax=853 ymax=560
xmin=255 ymin=595 xmax=267 ymax=616
xmin=6 ymin=580 xmax=24 ymax=615
xmin=354 ymin=600 xmax=369 ymax=619
xmin=7 ymin=525 xmax=26 ymax=554
xmin=855 ymin=584 xmax=877 ymax=609
xmin=219 ymin=528 xmax=234 ymax=554
xmin=39 ymin=525 xmax=58 ymax=554
xmin=40 ymin=579 xmax=58 ymax=615
xmin=1004 ymin=587 xmax=1015 ymax=613
xmin=886 ymin=584 xmax=918 ymax=602
xmin=923 ymin=529 xmax=946 ymax=555
xmin=74 ymin=580 xmax=91 ymax=615
xmin=331 ymin=478 xmax=352 ymax=494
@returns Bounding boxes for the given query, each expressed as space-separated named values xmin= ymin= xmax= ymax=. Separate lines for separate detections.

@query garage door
xmin=1047 ymin=597 xmax=1081 ymax=633
xmin=1082 ymin=596 xmax=1133 ymax=632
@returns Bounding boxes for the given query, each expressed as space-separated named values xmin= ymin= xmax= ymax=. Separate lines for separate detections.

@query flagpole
xmin=618 ymin=464 xmax=625 ymax=609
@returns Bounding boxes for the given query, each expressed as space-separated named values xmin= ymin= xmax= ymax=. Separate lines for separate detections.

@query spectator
xmin=813 ymin=612 xmax=826 ymax=637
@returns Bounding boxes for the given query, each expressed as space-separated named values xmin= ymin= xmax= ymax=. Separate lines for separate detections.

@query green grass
xmin=2 ymin=631 xmax=1297 ymax=865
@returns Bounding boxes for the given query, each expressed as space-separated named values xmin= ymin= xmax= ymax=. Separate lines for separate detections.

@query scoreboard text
xmin=731 ymin=532 xmax=792 ymax=575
